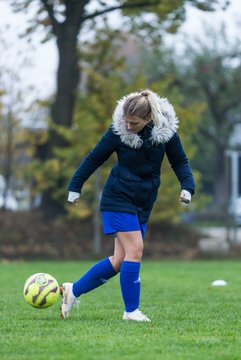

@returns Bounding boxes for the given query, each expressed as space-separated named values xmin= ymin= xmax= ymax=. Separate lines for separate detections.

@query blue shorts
xmin=101 ymin=211 xmax=147 ymax=239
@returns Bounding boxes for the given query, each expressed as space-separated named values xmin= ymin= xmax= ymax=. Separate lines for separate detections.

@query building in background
xmin=227 ymin=123 xmax=241 ymax=224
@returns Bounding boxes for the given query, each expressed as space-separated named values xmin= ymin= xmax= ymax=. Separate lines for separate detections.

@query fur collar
xmin=111 ymin=92 xmax=179 ymax=148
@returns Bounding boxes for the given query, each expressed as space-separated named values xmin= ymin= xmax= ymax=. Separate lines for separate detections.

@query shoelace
xmin=139 ymin=311 xmax=150 ymax=320
xmin=66 ymin=297 xmax=80 ymax=309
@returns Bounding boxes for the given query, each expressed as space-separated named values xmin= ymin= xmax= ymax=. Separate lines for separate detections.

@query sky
xmin=0 ymin=0 xmax=240 ymax=101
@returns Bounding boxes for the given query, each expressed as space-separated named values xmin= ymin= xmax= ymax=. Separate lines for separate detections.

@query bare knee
xmin=109 ymin=255 xmax=124 ymax=272
xmin=125 ymin=243 xmax=143 ymax=262
xmin=117 ymin=232 xmax=144 ymax=262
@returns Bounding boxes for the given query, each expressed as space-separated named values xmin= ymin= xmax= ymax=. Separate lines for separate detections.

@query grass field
xmin=1 ymin=260 xmax=241 ymax=360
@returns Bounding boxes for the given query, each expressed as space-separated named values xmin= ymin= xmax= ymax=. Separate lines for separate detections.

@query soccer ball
xmin=23 ymin=273 xmax=60 ymax=308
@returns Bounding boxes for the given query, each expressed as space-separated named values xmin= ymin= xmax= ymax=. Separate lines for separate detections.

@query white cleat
xmin=123 ymin=309 xmax=151 ymax=322
xmin=60 ymin=282 xmax=79 ymax=319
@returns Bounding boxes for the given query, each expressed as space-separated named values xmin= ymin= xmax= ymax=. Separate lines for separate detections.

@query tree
xmin=176 ymin=25 xmax=241 ymax=212
xmin=47 ymin=26 xmax=201 ymax=222
xmin=9 ymin=0 xmax=229 ymax=216
xmin=0 ymin=27 xmax=44 ymax=211
xmin=0 ymin=70 xmax=34 ymax=211
xmin=25 ymin=24 xmax=202 ymax=255
xmin=138 ymin=23 xmax=241 ymax=214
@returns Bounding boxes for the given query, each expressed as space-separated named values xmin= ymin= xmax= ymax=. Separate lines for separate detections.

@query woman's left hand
xmin=179 ymin=190 xmax=191 ymax=205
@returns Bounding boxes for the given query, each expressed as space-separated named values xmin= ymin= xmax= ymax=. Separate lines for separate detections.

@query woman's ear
xmin=146 ymin=112 xmax=152 ymax=121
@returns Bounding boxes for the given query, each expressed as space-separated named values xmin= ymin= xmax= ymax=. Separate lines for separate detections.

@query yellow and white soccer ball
xmin=23 ymin=273 xmax=60 ymax=308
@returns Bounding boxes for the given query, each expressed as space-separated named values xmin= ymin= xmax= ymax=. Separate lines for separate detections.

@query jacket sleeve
xmin=165 ymin=133 xmax=195 ymax=195
xmin=68 ymin=127 xmax=119 ymax=193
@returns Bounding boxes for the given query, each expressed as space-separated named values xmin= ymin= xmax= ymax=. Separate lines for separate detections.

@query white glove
xmin=179 ymin=190 xmax=191 ymax=205
xmin=68 ymin=191 xmax=80 ymax=203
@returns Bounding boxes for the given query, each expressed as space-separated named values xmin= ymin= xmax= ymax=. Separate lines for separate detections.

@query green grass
xmin=1 ymin=260 xmax=241 ymax=360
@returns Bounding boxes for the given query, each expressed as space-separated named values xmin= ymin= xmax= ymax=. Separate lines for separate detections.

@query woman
xmin=61 ymin=89 xmax=195 ymax=322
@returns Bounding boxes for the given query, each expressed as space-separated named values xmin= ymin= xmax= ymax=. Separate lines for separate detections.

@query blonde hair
xmin=123 ymin=89 xmax=163 ymax=127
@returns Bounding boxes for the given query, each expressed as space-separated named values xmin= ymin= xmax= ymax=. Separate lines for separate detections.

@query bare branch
xmin=40 ymin=0 xmax=59 ymax=36
xmin=82 ymin=1 xmax=159 ymax=21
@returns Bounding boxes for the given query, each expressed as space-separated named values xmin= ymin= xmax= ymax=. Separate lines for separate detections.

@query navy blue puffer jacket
xmin=68 ymin=121 xmax=195 ymax=223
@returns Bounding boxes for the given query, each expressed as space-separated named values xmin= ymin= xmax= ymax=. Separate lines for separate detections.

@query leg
xmin=60 ymin=237 xmax=119 ymax=319
xmin=109 ymin=236 xmax=125 ymax=272
xmin=117 ymin=231 xmax=143 ymax=262
xmin=72 ymin=257 xmax=117 ymax=298
xmin=72 ymin=236 xmax=124 ymax=297
xmin=117 ymin=231 xmax=143 ymax=313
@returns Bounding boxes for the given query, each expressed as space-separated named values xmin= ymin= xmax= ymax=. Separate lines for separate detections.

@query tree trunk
xmin=1 ymin=107 xmax=13 ymax=211
xmin=213 ymin=145 xmax=227 ymax=213
xmin=53 ymin=27 xmax=80 ymax=129
xmin=40 ymin=22 xmax=81 ymax=216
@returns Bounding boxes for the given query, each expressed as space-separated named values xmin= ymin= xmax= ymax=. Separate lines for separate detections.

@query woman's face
xmin=124 ymin=115 xmax=150 ymax=133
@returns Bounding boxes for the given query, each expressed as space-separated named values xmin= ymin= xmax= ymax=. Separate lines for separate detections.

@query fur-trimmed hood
xmin=111 ymin=91 xmax=179 ymax=148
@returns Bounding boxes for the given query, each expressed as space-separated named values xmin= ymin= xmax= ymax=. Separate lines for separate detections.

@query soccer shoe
xmin=59 ymin=282 xmax=79 ymax=319
xmin=123 ymin=309 xmax=151 ymax=322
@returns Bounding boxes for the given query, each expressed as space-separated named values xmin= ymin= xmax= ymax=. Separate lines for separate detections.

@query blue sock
xmin=120 ymin=261 xmax=141 ymax=312
xmin=72 ymin=257 xmax=117 ymax=297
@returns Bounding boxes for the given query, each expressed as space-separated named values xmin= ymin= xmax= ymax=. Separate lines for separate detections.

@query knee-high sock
xmin=72 ymin=257 xmax=117 ymax=297
xmin=120 ymin=261 xmax=141 ymax=312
